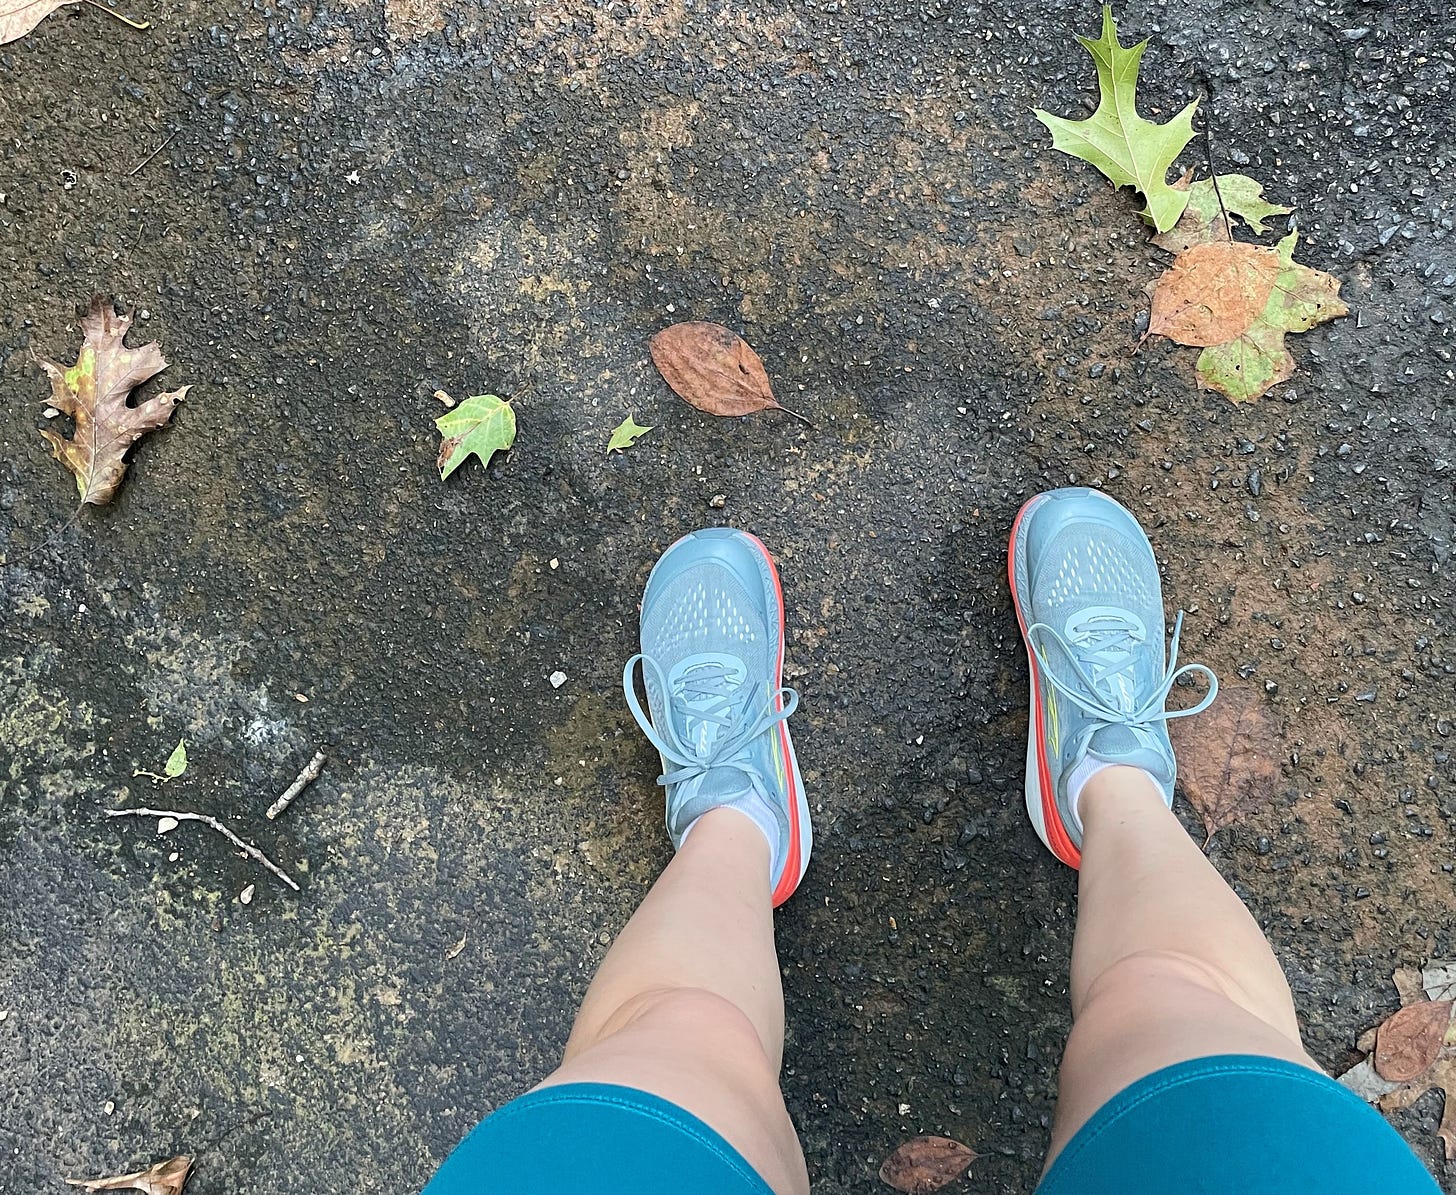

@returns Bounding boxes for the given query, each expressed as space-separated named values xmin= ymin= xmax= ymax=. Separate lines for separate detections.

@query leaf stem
xmin=774 ymin=402 xmax=815 ymax=429
xmin=80 ymin=0 xmax=151 ymax=30
xmin=1195 ymin=84 xmax=1233 ymax=242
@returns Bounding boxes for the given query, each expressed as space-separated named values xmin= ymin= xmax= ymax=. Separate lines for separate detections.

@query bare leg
xmin=1047 ymin=766 xmax=1321 ymax=1164
xmin=534 ymin=807 xmax=808 ymax=1195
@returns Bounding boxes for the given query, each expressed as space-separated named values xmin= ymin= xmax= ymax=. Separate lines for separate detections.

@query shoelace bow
xmin=1026 ymin=608 xmax=1218 ymax=733
xmin=623 ymin=654 xmax=799 ymax=798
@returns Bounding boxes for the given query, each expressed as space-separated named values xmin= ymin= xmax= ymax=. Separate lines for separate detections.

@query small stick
xmin=128 ymin=130 xmax=178 ymax=177
xmin=80 ymin=0 xmax=151 ymax=30
xmin=105 ymin=807 xmax=300 ymax=892
xmin=1195 ymin=83 xmax=1232 ymax=240
xmin=266 ymin=749 xmax=325 ymax=820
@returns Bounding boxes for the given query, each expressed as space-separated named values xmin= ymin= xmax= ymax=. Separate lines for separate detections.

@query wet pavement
xmin=1 ymin=0 xmax=1453 ymax=1190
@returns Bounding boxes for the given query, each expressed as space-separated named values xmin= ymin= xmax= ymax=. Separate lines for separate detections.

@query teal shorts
xmin=422 ymin=1055 xmax=1440 ymax=1194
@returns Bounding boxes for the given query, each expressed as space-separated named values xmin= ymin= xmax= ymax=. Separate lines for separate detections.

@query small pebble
xmin=239 ymin=884 xmax=255 ymax=905
xmin=549 ymin=670 xmax=567 ymax=689
xmin=157 ymin=816 xmax=179 ymax=834
xmin=708 ymin=494 xmax=726 ymax=508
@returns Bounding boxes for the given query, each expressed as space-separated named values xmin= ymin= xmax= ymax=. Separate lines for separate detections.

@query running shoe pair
xmin=623 ymin=489 xmax=1218 ymax=904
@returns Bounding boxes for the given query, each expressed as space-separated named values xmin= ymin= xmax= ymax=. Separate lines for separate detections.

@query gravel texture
xmin=1 ymin=0 xmax=1452 ymax=1191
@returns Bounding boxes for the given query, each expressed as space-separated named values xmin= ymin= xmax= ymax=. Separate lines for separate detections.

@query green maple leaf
xmin=1195 ymin=230 xmax=1349 ymax=402
xmin=606 ymin=415 xmax=652 ymax=454
xmin=435 ymin=394 xmax=516 ymax=480
xmin=1034 ymin=7 xmax=1199 ymax=233
xmin=1152 ymin=174 xmax=1293 ymax=253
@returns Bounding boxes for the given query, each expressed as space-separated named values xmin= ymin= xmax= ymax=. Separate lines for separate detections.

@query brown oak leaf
xmin=65 ymin=1155 xmax=192 ymax=1195
xmin=39 ymin=297 xmax=188 ymax=505
xmin=1375 ymin=1001 xmax=1455 ymax=1083
xmin=1168 ymin=685 xmax=1280 ymax=849
xmin=0 ymin=0 xmax=74 ymax=44
xmin=649 ymin=322 xmax=809 ymax=425
xmin=878 ymin=1136 xmax=978 ymax=1194
xmin=1149 ymin=241 xmax=1281 ymax=347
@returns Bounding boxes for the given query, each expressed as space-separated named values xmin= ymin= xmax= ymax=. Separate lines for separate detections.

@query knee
xmin=1076 ymin=948 xmax=1299 ymax=1039
xmin=568 ymin=985 xmax=778 ymax=1079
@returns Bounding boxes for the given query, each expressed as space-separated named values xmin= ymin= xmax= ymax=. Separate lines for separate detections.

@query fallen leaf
xmin=39 ymin=297 xmax=188 ymax=506
xmin=1375 ymin=1001 xmax=1454 ymax=1083
xmin=1424 ymin=962 xmax=1456 ymax=1002
xmin=1195 ymin=230 xmax=1348 ymax=402
xmin=606 ymin=415 xmax=652 ymax=454
xmin=1393 ymin=966 xmax=1426 ymax=1006
xmin=445 ymin=933 xmax=467 ymax=960
xmin=65 ymin=1155 xmax=192 ymax=1195
xmin=1151 ymin=174 xmax=1292 ymax=253
xmin=1 ymin=0 xmax=75 ymax=45
xmin=435 ymin=394 xmax=516 ymax=480
xmin=1435 ymin=1060 xmax=1456 ymax=1161
xmin=879 ymin=1136 xmax=978 ymax=1194
xmin=1168 ymin=685 xmax=1280 ymax=848
xmin=1341 ymin=969 xmax=1456 ymax=1160
xmin=1032 ymin=7 xmax=1197 ymax=232
xmin=163 ymin=739 xmax=188 ymax=780
xmin=649 ymin=322 xmax=809 ymax=424
xmin=1148 ymin=242 xmax=1281 ymax=346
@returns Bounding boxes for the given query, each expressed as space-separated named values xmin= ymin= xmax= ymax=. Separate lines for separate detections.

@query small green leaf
xmin=1033 ymin=7 xmax=1198 ymax=232
xmin=435 ymin=394 xmax=516 ymax=480
xmin=1152 ymin=174 xmax=1293 ymax=253
xmin=163 ymin=738 xmax=188 ymax=778
xmin=606 ymin=416 xmax=653 ymax=454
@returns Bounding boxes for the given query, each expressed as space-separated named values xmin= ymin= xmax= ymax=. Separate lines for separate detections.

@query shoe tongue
xmin=1087 ymin=724 xmax=1174 ymax=783
xmin=694 ymin=768 xmax=753 ymax=801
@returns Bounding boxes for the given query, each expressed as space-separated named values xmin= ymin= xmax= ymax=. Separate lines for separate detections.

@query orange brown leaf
xmin=1149 ymin=241 xmax=1281 ymax=347
xmin=1168 ymin=685 xmax=1280 ymax=848
xmin=878 ymin=1136 xmax=978 ymax=1194
xmin=39 ymin=297 xmax=188 ymax=505
xmin=1375 ymin=1001 xmax=1454 ymax=1083
xmin=649 ymin=322 xmax=809 ymax=425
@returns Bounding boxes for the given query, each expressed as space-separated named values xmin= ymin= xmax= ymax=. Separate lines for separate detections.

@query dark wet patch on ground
xmin=2 ymin=0 xmax=1453 ymax=1190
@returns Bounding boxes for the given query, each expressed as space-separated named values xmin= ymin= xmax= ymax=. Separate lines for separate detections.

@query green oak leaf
xmin=164 ymin=738 xmax=188 ymax=779
xmin=436 ymin=394 xmax=516 ymax=480
xmin=1195 ymin=230 xmax=1349 ymax=402
xmin=1152 ymin=174 xmax=1293 ymax=253
xmin=606 ymin=416 xmax=653 ymax=454
xmin=1033 ymin=6 xmax=1198 ymax=232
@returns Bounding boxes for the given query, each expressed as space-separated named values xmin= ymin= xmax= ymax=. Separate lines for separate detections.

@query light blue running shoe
xmin=623 ymin=528 xmax=811 ymax=906
xmin=1009 ymin=488 xmax=1218 ymax=867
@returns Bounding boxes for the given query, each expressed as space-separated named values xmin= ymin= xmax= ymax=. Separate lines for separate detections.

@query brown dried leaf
xmin=649 ymin=322 xmax=809 ymax=425
xmin=1149 ymin=242 xmax=1281 ymax=347
xmin=1169 ymin=685 xmax=1280 ymax=848
xmin=0 ymin=0 xmax=74 ymax=44
xmin=1434 ymin=1060 xmax=1456 ymax=1162
xmin=878 ymin=1136 xmax=978 ymax=1194
xmin=39 ymin=297 xmax=188 ymax=505
xmin=1375 ymin=1001 xmax=1455 ymax=1083
xmin=66 ymin=1155 xmax=192 ymax=1195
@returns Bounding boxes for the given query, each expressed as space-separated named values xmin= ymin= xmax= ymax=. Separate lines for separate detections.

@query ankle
xmin=1077 ymin=765 xmax=1167 ymax=825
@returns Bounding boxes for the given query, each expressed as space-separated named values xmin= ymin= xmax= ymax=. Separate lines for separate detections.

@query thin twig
xmin=105 ymin=807 xmax=300 ymax=891
xmin=128 ymin=130 xmax=177 ymax=177
xmin=1196 ymin=83 xmax=1232 ymax=241
xmin=80 ymin=0 xmax=150 ymax=30
xmin=266 ymin=749 xmax=325 ymax=821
